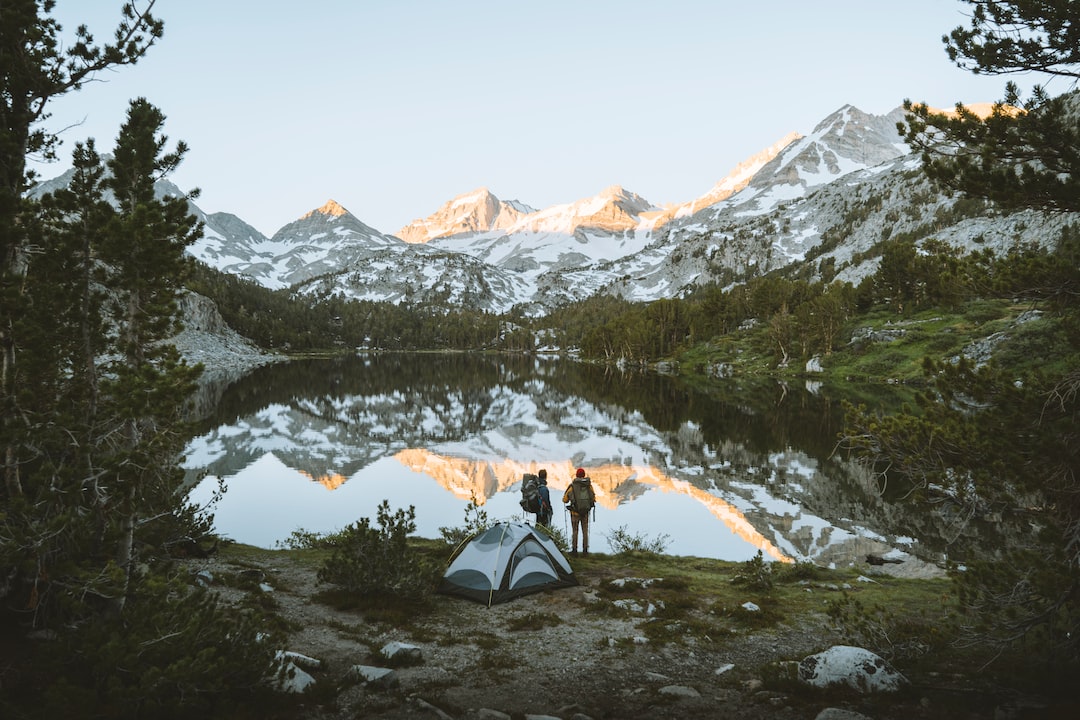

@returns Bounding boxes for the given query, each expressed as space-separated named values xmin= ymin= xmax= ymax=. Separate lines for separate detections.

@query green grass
xmin=678 ymin=298 xmax=1058 ymax=388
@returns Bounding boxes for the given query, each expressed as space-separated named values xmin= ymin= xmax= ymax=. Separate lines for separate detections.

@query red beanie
xmin=576 ymin=468 xmax=585 ymax=477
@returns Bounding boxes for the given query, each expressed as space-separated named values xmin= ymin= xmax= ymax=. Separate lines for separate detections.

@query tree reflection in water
xmin=184 ymin=353 xmax=949 ymax=572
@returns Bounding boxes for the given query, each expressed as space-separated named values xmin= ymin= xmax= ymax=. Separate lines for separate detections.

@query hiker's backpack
xmin=520 ymin=473 xmax=542 ymax=514
xmin=569 ymin=478 xmax=594 ymax=514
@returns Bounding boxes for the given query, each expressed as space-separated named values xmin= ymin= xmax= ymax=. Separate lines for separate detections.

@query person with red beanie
xmin=562 ymin=468 xmax=596 ymax=556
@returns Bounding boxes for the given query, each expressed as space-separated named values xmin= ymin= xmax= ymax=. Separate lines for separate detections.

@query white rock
xmin=274 ymin=656 xmax=316 ymax=694
xmin=609 ymin=577 xmax=661 ymax=589
xmin=380 ymin=640 xmax=423 ymax=663
xmin=798 ymin=646 xmax=908 ymax=694
xmin=815 ymin=708 xmax=874 ymax=720
xmin=475 ymin=709 xmax=511 ymax=720
xmin=276 ymin=650 xmax=321 ymax=671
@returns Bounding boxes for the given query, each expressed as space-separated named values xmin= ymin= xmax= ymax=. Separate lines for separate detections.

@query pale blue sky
xmin=34 ymin=1 xmax=1027 ymax=238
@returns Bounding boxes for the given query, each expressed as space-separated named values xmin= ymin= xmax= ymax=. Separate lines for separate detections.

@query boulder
xmin=815 ymin=709 xmax=873 ymax=720
xmin=798 ymin=645 xmax=907 ymax=694
xmin=380 ymin=640 xmax=423 ymax=664
xmin=659 ymin=685 xmax=701 ymax=698
xmin=273 ymin=652 xmax=317 ymax=694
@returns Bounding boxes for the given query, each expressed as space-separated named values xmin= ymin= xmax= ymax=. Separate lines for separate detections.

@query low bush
xmin=732 ymin=550 xmax=774 ymax=592
xmin=31 ymin=574 xmax=279 ymax=720
xmin=437 ymin=495 xmax=491 ymax=547
xmin=317 ymin=501 xmax=438 ymax=602
xmin=605 ymin=524 xmax=671 ymax=555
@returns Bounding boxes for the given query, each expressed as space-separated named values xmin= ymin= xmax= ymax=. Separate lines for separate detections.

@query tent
xmin=438 ymin=521 xmax=577 ymax=606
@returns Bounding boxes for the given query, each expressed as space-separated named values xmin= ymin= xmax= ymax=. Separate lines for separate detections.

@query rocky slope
xmin=168 ymin=290 xmax=281 ymax=417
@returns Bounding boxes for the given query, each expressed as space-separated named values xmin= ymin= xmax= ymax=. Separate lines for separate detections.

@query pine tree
xmin=849 ymin=0 xmax=1080 ymax=675
xmin=1 ymin=0 xmax=163 ymax=500
xmin=97 ymin=98 xmax=204 ymax=613
xmin=900 ymin=1 xmax=1080 ymax=213
xmin=6 ymin=141 xmax=120 ymax=628
xmin=1 ymin=8 xmax=277 ymax=714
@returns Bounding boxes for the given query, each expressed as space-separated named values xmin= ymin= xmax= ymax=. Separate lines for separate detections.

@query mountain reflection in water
xmin=184 ymin=353 xmax=943 ymax=571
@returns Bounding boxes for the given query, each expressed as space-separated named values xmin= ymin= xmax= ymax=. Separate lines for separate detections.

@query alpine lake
xmin=183 ymin=352 xmax=963 ymax=573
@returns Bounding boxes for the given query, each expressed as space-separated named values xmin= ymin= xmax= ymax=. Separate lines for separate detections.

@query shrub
xmin=779 ymin=559 xmax=828 ymax=582
xmin=732 ymin=550 xmax=774 ymax=592
xmin=317 ymin=501 xmax=436 ymax=602
xmin=32 ymin=574 xmax=278 ymax=720
xmin=827 ymin=594 xmax=943 ymax=663
xmin=438 ymin=495 xmax=491 ymax=547
xmin=276 ymin=526 xmax=349 ymax=549
xmin=605 ymin=524 xmax=671 ymax=555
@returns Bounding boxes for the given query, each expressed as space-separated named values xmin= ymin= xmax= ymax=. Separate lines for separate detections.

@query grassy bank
xmin=218 ymin=539 xmax=961 ymax=677
xmin=677 ymin=297 xmax=1054 ymax=386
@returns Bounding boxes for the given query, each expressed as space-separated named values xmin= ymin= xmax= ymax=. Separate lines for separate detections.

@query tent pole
xmin=487 ymin=522 xmax=511 ymax=608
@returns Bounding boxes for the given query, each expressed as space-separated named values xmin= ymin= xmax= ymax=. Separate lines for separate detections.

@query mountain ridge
xmin=186 ymin=104 xmax=862 ymax=314
xmin=36 ymin=101 xmax=1067 ymax=317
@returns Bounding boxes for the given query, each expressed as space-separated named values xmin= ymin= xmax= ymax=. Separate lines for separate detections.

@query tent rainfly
xmin=439 ymin=521 xmax=577 ymax=606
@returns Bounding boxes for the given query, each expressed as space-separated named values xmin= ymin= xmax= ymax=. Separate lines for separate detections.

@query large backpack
xmin=569 ymin=478 xmax=594 ymax=515
xmin=519 ymin=473 xmax=542 ymax=514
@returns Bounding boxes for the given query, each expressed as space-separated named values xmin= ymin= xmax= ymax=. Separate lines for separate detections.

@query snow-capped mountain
xmin=36 ymin=102 xmax=1066 ymax=316
xmin=190 ymin=211 xmax=269 ymax=271
xmin=395 ymin=187 xmax=535 ymax=244
xmin=156 ymin=104 xmax=917 ymax=310
xmin=666 ymin=131 xmax=803 ymax=221
xmin=736 ymin=104 xmax=911 ymax=212
xmin=578 ymin=103 xmax=1065 ymax=304
xmin=423 ymin=185 xmax=665 ymax=295
xmin=215 ymin=199 xmax=402 ymax=290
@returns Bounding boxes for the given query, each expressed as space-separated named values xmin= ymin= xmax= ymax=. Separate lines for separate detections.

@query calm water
xmin=184 ymin=353 xmax=944 ymax=568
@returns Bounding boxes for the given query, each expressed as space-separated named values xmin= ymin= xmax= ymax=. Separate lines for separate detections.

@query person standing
xmin=562 ymin=468 xmax=596 ymax=556
xmin=536 ymin=469 xmax=553 ymax=528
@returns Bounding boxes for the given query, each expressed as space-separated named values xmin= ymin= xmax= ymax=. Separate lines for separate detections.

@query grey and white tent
xmin=439 ymin=521 xmax=577 ymax=605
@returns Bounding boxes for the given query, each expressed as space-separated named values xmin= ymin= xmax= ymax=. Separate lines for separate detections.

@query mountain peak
xmin=396 ymin=188 xmax=534 ymax=244
xmin=453 ymin=187 xmax=494 ymax=203
xmin=304 ymin=199 xmax=350 ymax=220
